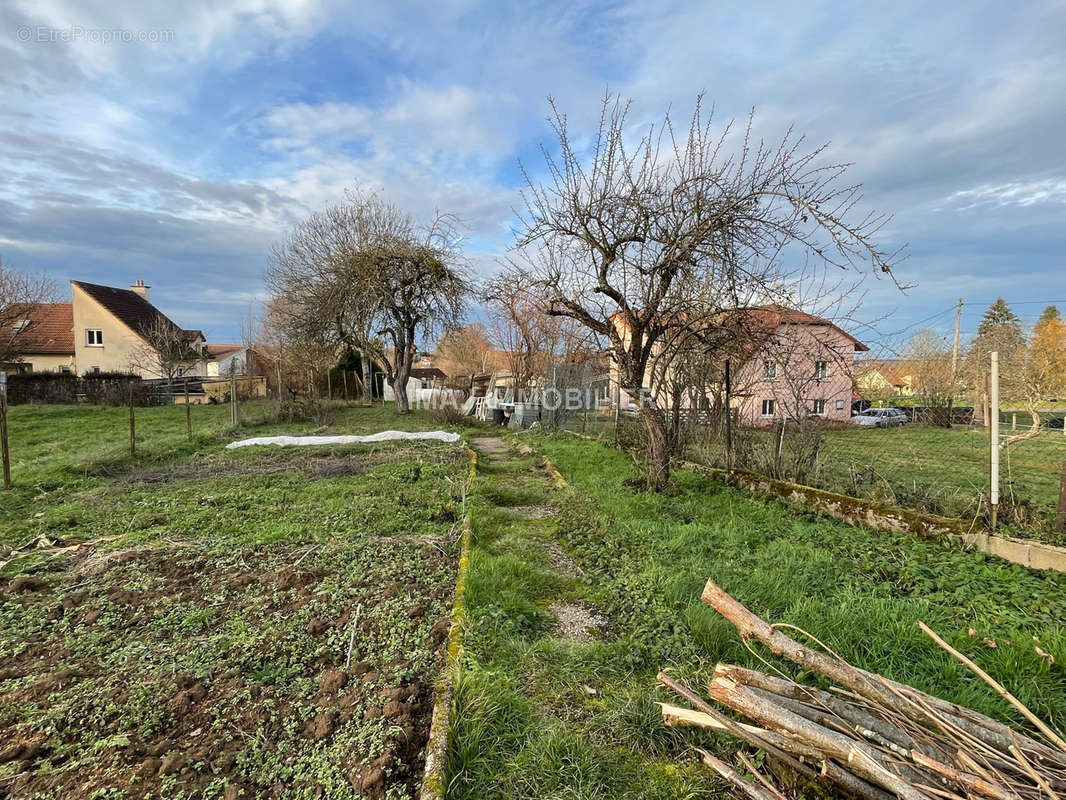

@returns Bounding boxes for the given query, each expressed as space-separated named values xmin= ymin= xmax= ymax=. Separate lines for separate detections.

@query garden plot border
xmin=554 ymin=430 xmax=1066 ymax=573
xmin=418 ymin=443 xmax=477 ymax=800
xmin=684 ymin=461 xmax=1066 ymax=573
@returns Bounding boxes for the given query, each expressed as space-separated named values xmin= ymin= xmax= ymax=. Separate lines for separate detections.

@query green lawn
xmin=567 ymin=412 xmax=1066 ymax=541
xmin=0 ymin=400 xmax=450 ymax=549
xmin=450 ymin=432 xmax=1066 ymax=799
xmin=0 ymin=401 xmax=470 ymax=799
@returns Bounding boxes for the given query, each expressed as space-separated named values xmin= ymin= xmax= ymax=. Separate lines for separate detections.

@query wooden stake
xmin=184 ymin=378 xmax=192 ymax=440
xmin=230 ymin=369 xmax=237 ymax=426
xmin=0 ymin=384 xmax=11 ymax=489
xmin=129 ymin=383 xmax=136 ymax=458
xmin=990 ymin=352 xmax=999 ymax=530
xmin=725 ymin=358 xmax=734 ymax=468
xmin=696 ymin=748 xmax=781 ymax=800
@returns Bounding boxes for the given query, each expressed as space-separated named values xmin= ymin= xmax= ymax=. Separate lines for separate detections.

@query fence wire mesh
xmin=542 ymin=343 xmax=1066 ymax=545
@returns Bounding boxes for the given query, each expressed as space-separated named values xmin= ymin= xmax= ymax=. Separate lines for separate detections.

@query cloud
xmin=0 ymin=0 xmax=1063 ymax=345
xmin=941 ymin=180 xmax=1066 ymax=210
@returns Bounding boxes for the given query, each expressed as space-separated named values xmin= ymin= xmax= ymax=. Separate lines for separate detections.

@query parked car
xmin=851 ymin=407 xmax=908 ymax=427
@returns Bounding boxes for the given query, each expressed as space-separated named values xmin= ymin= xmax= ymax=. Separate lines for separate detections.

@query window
xmin=91 ymin=366 xmax=100 ymax=374
xmin=86 ymin=329 xmax=103 ymax=346
xmin=836 ymin=399 xmax=845 ymax=411
xmin=812 ymin=399 xmax=827 ymax=416
xmin=763 ymin=360 xmax=777 ymax=380
xmin=59 ymin=366 xmax=71 ymax=375
xmin=814 ymin=360 xmax=828 ymax=380
xmin=761 ymin=398 xmax=776 ymax=417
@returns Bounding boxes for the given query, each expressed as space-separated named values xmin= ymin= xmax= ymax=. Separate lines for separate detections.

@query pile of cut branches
xmin=659 ymin=580 xmax=1066 ymax=800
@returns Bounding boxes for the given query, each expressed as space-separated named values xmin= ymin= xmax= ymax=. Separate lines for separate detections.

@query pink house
xmin=608 ymin=305 xmax=867 ymax=425
xmin=729 ymin=306 xmax=867 ymax=426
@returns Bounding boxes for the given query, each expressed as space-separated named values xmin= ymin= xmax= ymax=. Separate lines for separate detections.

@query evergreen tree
xmin=1036 ymin=304 xmax=1061 ymax=329
xmin=972 ymin=299 xmax=1025 ymax=356
xmin=977 ymin=298 xmax=1022 ymax=337
xmin=964 ymin=299 xmax=1027 ymax=414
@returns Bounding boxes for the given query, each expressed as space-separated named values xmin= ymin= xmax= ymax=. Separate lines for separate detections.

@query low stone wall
xmin=7 ymin=373 xmax=147 ymax=406
xmin=555 ymin=427 xmax=1066 ymax=573
xmin=419 ymin=444 xmax=477 ymax=800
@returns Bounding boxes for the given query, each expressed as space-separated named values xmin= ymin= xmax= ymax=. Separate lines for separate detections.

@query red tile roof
xmin=0 ymin=303 xmax=74 ymax=354
xmin=207 ymin=344 xmax=245 ymax=359
xmin=739 ymin=305 xmax=869 ymax=352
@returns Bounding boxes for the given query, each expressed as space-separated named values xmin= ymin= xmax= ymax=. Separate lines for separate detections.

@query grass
xmin=0 ymin=400 xmax=472 ymax=799
xmin=0 ymin=400 xmax=451 ymax=549
xmin=450 ymin=432 xmax=1066 ymax=799
xmin=564 ymin=412 xmax=1066 ymax=542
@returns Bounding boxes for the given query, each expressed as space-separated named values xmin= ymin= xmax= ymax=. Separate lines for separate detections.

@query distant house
xmin=410 ymin=367 xmax=447 ymax=389
xmin=728 ymin=306 xmax=867 ymax=425
xmin=71 ymin=280 xmax=207 ymax=378
xmin=0 ymin=303 xmax=75 ymax=373
xmin=206 ymin=344 xmax=247 ymax=376
xmin=855 ymin=359 xmax=916 ymax=398
xmin=609 ymin=304 xmax=867 ymax=425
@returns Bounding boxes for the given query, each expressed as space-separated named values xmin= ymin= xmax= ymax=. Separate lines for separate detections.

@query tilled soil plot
xmin=0 ymin=537 xmax=456 ymax=799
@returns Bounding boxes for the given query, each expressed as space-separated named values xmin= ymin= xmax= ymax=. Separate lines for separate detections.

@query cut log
xmin=702 ymin=580 xmax=1066 ymax=769
xmin=708 ymin=672 xmax=935 ymax=800
xmin=717 ymin=664 xmax=930 ymax=760
xmin=696 ymin=748 xmax=782 ymax=800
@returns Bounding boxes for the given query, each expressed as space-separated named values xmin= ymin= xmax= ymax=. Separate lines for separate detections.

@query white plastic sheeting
xmin=225 ymin=430 xmax=461 ymax=449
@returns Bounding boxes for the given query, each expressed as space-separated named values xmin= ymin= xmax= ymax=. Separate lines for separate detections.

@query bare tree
xmin=514 ymin=94 xmax=902 ymax=489
xmin=266 ymin=192 xmax=469 ymax=413
xmin=434 ymin=323 xmax=500 ymax=386
xmin=1000 ymin=317 xmax=1066 ymax=449
xmin=0 ymin=256 xmax=59 ymax=367
xmin=483 ymin=267 xmax=566 ymax=391
xmin=127 ymin=315 xmax=204 ymax=381
xmin=901 ymin=330 xmax=955 ymax=426
xmin=254 ymin=296 xmax=336 ymax=398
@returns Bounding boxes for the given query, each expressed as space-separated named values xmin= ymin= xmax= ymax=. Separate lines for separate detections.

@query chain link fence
xmin=541 ymin=349 xmax=1066 ymax=545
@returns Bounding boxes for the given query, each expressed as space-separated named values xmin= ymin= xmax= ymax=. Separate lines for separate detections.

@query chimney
xmin=130 ymin=280 xmax=150 ymax=302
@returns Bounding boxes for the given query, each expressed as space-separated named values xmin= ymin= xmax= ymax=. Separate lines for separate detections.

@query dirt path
xmin=466 ymin=436 xmax=601 ymax=643
xmin=468 ymin=436 xmax=509 ymax=457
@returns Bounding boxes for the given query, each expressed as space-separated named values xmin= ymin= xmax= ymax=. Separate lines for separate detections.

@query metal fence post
xmin=990 ymin=351 xmax=999 ymax=530
xmin=1057 ymin=461 xmax=1066 ymax=534
xmin=0 ymin=372 xmax=10 ymax=489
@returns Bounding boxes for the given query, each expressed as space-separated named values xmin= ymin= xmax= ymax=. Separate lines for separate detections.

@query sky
xmin=1 ymin=0 xmax=1064 ymax=352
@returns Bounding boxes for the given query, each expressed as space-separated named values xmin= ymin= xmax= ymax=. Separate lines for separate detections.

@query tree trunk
xmin=638 ymin=396 xmax=670 ymax=491
xmin=361 ymin=355 xmax=372 ymax=402
xmin=668 ymin=385 xmax=683 ymax=452
xmin=392 ymin=363 xmax=412 ymax=414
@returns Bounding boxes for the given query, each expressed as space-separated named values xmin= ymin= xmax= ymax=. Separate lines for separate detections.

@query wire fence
xmin=541 ymin=352 xmax=1066 ymax=546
